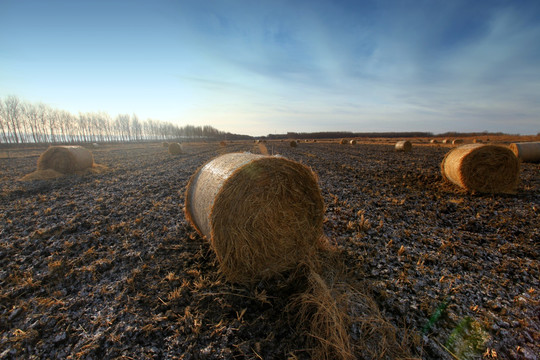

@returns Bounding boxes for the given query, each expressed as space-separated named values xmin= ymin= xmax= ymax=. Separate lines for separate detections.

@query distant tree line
xmin=0 ymin=95 xmax=248 ymax=144
xmin=267 ymin=131 xmax=434 ymax=140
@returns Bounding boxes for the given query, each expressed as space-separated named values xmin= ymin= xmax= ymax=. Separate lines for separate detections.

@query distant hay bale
xmin=430 ymin=139 xmax=438 ymax=144
xmin=452 ymin=139 xmax=464 ymax=145
xmin=395 ymin=140 xmax=412 ymax=152
xmin=442 ymin=139 xmax=451 ymax=144
xmin=37 ymin=146 xmax=94 ymax=173
xmin=162 ymin=141 xmax=169 ymax=148
xmin=219 ymin=141 xmax=227 ymax=147
xmin=349 ymin=139 xmax=357 ymax=145
xmin=441 ymin=144 xmax=519 ymax=194
xmin=290 ymin=140 xmax=298 ymax=147
xmin=340 ymin=139 xmax=348 ymax=145
xmin=185 ymin=153 xmax=325 ymax=283
xmin=509 ymin=142 xmax=540 ymax=163
xmin=473 ymin=139 xmax=483 ymax=143
xmin=168 ymin=142 xmax=183 ymax=155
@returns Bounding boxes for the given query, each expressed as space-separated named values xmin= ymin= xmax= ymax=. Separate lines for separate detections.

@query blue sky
xmin=1 ymin=0 xmax=539 ymax=136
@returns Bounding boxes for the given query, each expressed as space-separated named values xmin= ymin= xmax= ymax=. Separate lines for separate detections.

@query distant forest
xmin=265 ymin=130 xmax=518 ymax=140
xmin=0 ymin=96 xmax=250 ymax=144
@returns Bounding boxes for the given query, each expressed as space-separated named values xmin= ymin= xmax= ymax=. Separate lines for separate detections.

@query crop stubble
xmin=0 ymin=141 xmax=538 ymax=359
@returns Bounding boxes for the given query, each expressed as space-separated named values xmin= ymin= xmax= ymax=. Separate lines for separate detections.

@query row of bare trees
xmin=0 ymin=96 xmax=228 ymax=144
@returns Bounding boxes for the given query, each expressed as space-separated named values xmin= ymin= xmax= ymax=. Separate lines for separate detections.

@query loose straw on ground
xmin=395 ymin=140 xmax=412 ymax=152
xmin=441 ymin=144 xmax=519 ymax=194
xmin=509 ymin=142 xmax=540 ymax=163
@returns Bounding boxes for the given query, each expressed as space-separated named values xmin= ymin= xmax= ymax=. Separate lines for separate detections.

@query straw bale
xmin=452 ymin=139 xmax=464 ymax=145
xmin=430 ymin=139 xmax=438 ymax=144
xmin=395 ymin=140 xmax=412 ymax=152
xmin=442 ymin=139 xmax=451 ymax=144
xmin=219 ymin=141 xmax=227 ymax=147
xmin=290 ymin=140 xmax=298 ymax=147
xmin=349 ymin=139 xmax=356 ymax=145
xmin=340 ymin=139 xmax=348 ymax=145
xmin=185 ymin=153 xmax=325 ymax=283
xmin=473 ymin=139 xmax=483 ymax=143
xmin=509 ymin=142 xmax=540 ymax=163
xmin=441 ymin=144 xmax=519 ymax=194
xmin=168 ymin=142 xmax=183 ymax=155
xmin=37 ymin=146 xmax=94 ymax=173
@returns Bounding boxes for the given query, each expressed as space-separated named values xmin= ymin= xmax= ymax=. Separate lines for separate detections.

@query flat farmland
xmin=0 ymin=140 xmax=538 ymax=359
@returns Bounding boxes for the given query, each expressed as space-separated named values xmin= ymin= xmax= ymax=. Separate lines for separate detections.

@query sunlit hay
xmin=442 ymin=139 xmax=451 ymax=144
xmin=452 ymin=139 xmax=464 ymax=145
xmin=395 ymin=140 xmax=412 ymax=152
xmin=257 ymin=143 xmax=269 ymax=155
xmin=219 ymin=141 xmax=227 ymax=147
xmin=162 ymin=141 xmax=169 ymax=148
xmin=340 ymin=139 xmax=348 ymax=145
xmin=473 ymin=139 xmax=483 ymax=144
xmin=289 ymin=264 xmax=353 ymax=360
xmin=20 ymin=169 xmax=64 ymax=181
xmin=168 ymin=142 xmax=183 ymax=155
xmin=349 ymin=139 xmax=357 ymax=145
xmin=20 ymin=163 xmax=108 ymax=181
xmin=185 ymin=153 xmax=325 ymax=283
xmin=441 ymin=144 xmax=519 ymax=194
xmin=509 ymin=142 xmax=540 ymax=163
xmin=430 ymin=139 xmax=438 ymax=144
xmin=290 ymin=140 xmax=298 ymax=147
xmin=37 ymin=145 xmax=94 ymax=173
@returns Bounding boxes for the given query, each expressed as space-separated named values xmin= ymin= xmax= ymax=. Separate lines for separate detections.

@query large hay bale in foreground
xmin=509 ymin=142 xmax=540 ymax=163
xmin=168 ymin=142 xmax=183 ymax=155
xmin=441 ymin=144 xmax=519 ymax=194
xmin=185 ymin=153 xmax=325 ymax=283
xmin=37 ymin=146 xmax=94 ymax=173
xmin=395 ymin=140 xmax=412 ymax=152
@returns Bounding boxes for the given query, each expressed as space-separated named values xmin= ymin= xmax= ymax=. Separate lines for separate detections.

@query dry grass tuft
xmin=441 ymin=144 xmax=519 ymax=194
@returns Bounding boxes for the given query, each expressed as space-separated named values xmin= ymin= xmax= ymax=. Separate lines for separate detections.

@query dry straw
xmin=37 ymin=145 xmax=94 ymax=173
xmin=168 ymin=142 xmax=183 ymax=155
xmin=185 ymin=152 xmax=325 ymax=283
xmin=441 ymin=144 xmax=519 ymax=194
xmin=509 ymin=142 xmax=540 ymax=163
xmin=395 ymin=140 xmax=412 ymax=152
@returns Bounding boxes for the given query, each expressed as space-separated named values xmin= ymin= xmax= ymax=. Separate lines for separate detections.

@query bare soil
xmin=0 ymin=139 xmax=538 ymax=359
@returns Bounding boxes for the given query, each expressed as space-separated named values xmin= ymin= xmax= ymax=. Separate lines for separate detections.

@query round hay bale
xmin=37 ymin=146 xmax=94 ymax=173
xmin=509 ymin=142 xmax=540 ymax=163
xmin=349 ymin=139 xmax=357 ymax=145
xmin=340 ymin=139 xmax=348 ymax=145
xmin=290 ymin=140 xmax=298 ymax=147
xmin=442 ymin=139 xmax=451 ymax=144
xmin=168 ymin=142 xmax=183 ymax=155
xmin=452 ymin=139 xmax=464 ymax=145
xmin=441 ymin=144 xmax=519 ymax=194
xmin=395 ymin=140 xmax=412 ymax=152
xmin=185 ymin=153 xmax=325 ymax=283
xmin=430 ymin=139 xmax=438 ymax=144
xmin=473 ymin=139 xmax=483 ymax=144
